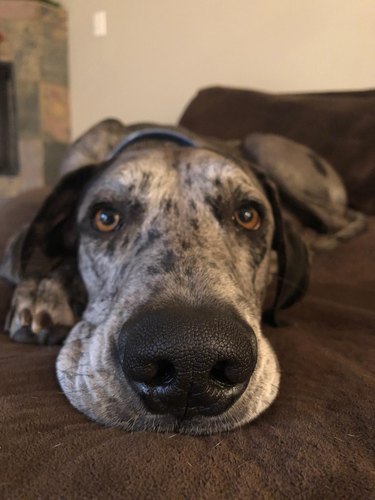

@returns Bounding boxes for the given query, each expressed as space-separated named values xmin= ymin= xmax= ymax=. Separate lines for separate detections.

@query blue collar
xmin=107 ymin=127 xmax=198 ymax=160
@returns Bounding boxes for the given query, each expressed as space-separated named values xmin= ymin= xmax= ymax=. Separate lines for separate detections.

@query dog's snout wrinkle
xmin=120 ymin=306 xmax=257 ymax=420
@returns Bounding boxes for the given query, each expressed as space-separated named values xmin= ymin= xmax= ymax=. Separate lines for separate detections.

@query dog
xmin=0 ymin=120 xmax=366 ymax=435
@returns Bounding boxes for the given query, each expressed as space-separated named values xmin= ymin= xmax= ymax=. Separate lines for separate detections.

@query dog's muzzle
xmin=119 ymin=306 xmax=257 ymax=420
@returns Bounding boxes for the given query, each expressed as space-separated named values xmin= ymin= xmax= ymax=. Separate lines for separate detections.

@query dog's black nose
xmin=120 ymin=306 xmax=257 ymax=419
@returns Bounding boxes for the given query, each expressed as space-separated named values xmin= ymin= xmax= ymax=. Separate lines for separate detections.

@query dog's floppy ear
xmin=60 ymin=119 xmax=128 ymax=175
xmin=20 ymin=165 xmax=99 ymax=279
xmin=260 ymin=176 xmax=310 ymax=326
xmin=242 ymin=133 xmax=367 ymax=250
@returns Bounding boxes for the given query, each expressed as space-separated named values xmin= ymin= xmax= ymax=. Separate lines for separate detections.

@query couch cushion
xmin=0 ymin=201 xmax=374 ymax=497
xmin=179 ymin=87 xmax=375 ymax=214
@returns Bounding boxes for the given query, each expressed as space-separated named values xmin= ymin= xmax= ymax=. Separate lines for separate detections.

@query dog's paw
xmin=6 ymin=278 xmax=75 ymax=345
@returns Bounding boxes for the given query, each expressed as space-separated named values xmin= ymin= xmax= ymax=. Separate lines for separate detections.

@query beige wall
xmin=60 ymin=0 xmax=375 ymax=139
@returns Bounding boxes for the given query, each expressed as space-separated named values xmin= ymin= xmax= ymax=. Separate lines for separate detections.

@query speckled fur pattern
xmin=4 ymin=120 xmax=365 ymax=435
xmin=55 ymin=145 xmax=280 ymax=434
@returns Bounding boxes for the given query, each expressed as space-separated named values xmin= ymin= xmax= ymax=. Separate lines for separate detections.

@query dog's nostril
xmin=210 ymin=360 xmax=246 ymax=387
xmin=133 ymin=359 xmax=176 ymax=387
xmin=152 ymin=360 xmax=176 ymax=386
xmin=210 ymin=360 xmax=235 ymax=387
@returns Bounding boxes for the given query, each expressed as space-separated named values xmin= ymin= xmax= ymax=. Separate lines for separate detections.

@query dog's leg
xmin=6 ymin=265 xmax=86 ymax=346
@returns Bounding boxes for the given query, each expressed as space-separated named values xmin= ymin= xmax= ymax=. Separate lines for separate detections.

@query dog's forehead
xmin=82 ymin=145 xmax=265 ymax=208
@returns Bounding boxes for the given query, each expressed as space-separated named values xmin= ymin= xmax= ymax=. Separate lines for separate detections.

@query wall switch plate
xmin=93 ymin=11 xmax=107 ymax=37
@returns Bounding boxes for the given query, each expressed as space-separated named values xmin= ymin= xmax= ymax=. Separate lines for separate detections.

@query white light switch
xmin=93 ymin=11 xmax=107 ymax=37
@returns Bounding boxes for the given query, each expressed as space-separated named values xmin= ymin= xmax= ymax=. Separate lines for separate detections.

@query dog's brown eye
xmin=234 ymin=206 xmax=262 ymax=231
xmin=93 ymin=208 xmax=121 ymax=232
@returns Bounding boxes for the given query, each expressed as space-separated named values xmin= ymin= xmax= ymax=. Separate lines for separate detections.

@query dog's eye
xmin=92 ymin=207 xmax=121 ymax=232
xmin=234 ymin=206 xmax=262 ymax=231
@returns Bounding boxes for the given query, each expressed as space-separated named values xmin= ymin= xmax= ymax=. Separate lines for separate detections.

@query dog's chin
xmin=57 ymin=323 xmax=280 ymax=435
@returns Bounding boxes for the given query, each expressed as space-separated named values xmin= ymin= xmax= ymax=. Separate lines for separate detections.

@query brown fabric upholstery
xmin=179 ymin=87 xmax=375 ymax=214
xmin=1 ymin=93 xmax=374 ymax=497
xmin=0 ymin=216 xmax=374 ymax=498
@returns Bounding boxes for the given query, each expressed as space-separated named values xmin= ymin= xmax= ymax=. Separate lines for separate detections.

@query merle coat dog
xmin=0 ymin=121 xmax=365 ymax=435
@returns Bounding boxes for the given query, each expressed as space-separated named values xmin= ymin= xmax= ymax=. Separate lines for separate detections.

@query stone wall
xmin=0 ymin=0 xmax=69 ymax=199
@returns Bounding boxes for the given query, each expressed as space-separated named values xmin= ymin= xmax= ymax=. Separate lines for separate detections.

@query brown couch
xmin=1 ymin=88 xmax=374 ymax=499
